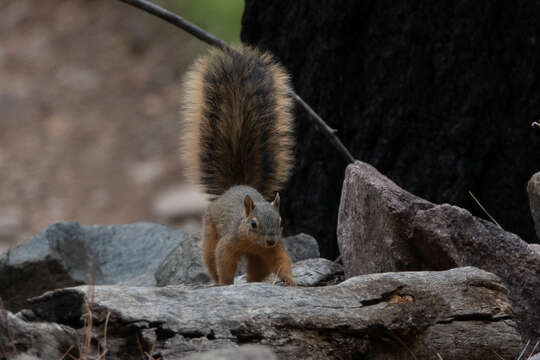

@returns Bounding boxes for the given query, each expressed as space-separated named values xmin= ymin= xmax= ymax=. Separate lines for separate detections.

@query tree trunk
xmin=241 ymin=0 xmax=540 ymax=258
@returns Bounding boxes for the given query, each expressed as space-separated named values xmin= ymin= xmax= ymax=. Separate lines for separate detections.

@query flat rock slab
xmin=22 ymin=267 xmax=521 ymax=360
xmin=0 ymin=221 xmax=187 ymax=311
xmin=338 ymin=161 xmax=540 ymax=340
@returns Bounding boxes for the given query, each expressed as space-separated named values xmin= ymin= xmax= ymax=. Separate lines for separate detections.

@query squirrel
xmin=180 ymin=47 xmax=297 ymax=286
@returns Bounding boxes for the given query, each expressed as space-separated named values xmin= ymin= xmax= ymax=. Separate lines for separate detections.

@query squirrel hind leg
xmin=202 ymin=214 xmax=220 ymax=284
xmin=246 ymin=254 xmax=271 ymax=283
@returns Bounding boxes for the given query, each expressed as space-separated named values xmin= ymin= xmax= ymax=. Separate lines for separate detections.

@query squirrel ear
xmin=272 ymin=192 xmax=280 ymax=211
xmin=244 ymin=195 xmax=255 ymax=216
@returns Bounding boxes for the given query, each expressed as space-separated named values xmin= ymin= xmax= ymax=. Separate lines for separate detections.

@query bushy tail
xmin=180 ymin=47 xmax=295 ymax=199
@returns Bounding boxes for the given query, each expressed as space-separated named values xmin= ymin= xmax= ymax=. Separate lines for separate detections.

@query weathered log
xmin=12 ymin=267 xmax=521 ymax=360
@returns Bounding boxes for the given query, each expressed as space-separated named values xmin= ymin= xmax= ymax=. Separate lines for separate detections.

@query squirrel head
xmin=241 ymin=193 xmax=283 ymax=248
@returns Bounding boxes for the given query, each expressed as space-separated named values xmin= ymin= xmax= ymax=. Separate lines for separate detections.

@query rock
xmin=337 ymin=160 xmax=540 ymax=340
xmin=155 ymin=233 xmax=210 ymax=286
xmin=530 ymin=243 xmax=540 ymax=256
xmin=0 ymin=310 xmax=79 ymax=360
xmin=0 ymin=221 xmax=187 ymax=312
xmin=184 ymin=345 xmax=277 ymax=360
xmin=337 ymin=161 xmax=433 ymax=277
xmin=155 ymin=233 xmax=321 ymax=286
xmin=21 ymin=267 xmax=521 ymax=359
xmin=235 ymin=258 xmax=343 ymax=286
xmin=119 ymin=271 xmax=158 ymax=287
xmin=283 ymin=233 xmax=320 ymax=262
xmin=530 ymin=353 xmax=540 ymax=360
xmin=153 ymin=184 xmax=208 ymax=221
xmin=527 ymin=172 xmax=540 ymax=240
xmin=412 ymin=204 xmax=540 ymax=342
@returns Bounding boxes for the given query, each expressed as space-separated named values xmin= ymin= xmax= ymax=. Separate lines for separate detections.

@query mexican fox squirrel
xmin=180 ymin=47 xmax=296 ymax=286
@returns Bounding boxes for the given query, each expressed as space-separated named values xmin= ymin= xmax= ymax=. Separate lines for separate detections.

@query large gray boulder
xmin=337 ymin=161 xmax=433 ymax=276
xmin=527 ymin=172 xmax=540 ymax=240
xmin=7 ymin=267 xmax=520 ymax=360
xmin=337 ymin=161 xmax=540 ymax=340
xmin=0 ymin=221 xmax=187 ymax=311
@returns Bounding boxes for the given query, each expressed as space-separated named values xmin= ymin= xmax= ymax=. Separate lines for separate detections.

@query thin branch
xmin=468 ymin=191 xmax=503 ymax=229
xmin=117 ymin=0 xmax=355 ymax=164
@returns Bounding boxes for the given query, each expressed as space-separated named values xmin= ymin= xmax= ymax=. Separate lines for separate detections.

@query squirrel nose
xmin=266 ymin=239 xmax=276 ymax=246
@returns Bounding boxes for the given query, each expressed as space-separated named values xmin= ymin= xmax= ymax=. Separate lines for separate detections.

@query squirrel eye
xmin=250 ymin=220 xmax=258 ymax=229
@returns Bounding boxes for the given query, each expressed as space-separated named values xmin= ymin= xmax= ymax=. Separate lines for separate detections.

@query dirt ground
xmin=0 ymin=0 xmax=209 ymax=248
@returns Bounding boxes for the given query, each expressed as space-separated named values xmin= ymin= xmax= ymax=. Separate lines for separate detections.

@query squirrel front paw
xmin=282 ymin=276 xmax=296 ymax=287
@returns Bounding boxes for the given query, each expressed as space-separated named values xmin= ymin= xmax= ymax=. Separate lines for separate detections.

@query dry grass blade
xmin=436 ymin=353 xmax=444 ymax=360
xmin=387 ymin=332 xmax=417 ymax=360
xmin=144 ymin=351 xmax=160 ymax=360
xmin=517 ymin=340 xmax=530 ymax=360
xmin=527 ymin=340 xmax=539 ymax=359
xmin=468 ymin=191 xmax=503 ymax=229
xmin=80 ymin=284 xmax=95 ymax=360
xmin=0 ymin=297 xmax=17 ymax=357
xmin=136 ymin=335 xmax=146 ymax=360
xmin=96 ymin=348 xmax=109 ymax=360
xmin=59 ymin=345 xmax=75 ymax=360
xmin=65 ymin=353 xmax=79 ymax=360
xmin=103 ymin=311 xmax=111 ymax=351
xmin=491 ymin=350 xmax=506 ymax=360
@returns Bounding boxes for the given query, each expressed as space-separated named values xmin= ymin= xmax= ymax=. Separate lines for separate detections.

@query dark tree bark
xmin=242 ymin=0 xmax=540 ymax=258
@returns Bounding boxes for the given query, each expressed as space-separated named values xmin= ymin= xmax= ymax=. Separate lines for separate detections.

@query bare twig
xmin=117 ymin=0 xmax=355 ymax=163
xmin=468 ymin=191 xmax=503 ymax=229
xmin=99 ymin=311 xmax=112 ymax=360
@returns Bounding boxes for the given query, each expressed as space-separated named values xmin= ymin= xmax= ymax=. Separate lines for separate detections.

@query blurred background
xmin=0 ymin=0 xmax=244 ymax=251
